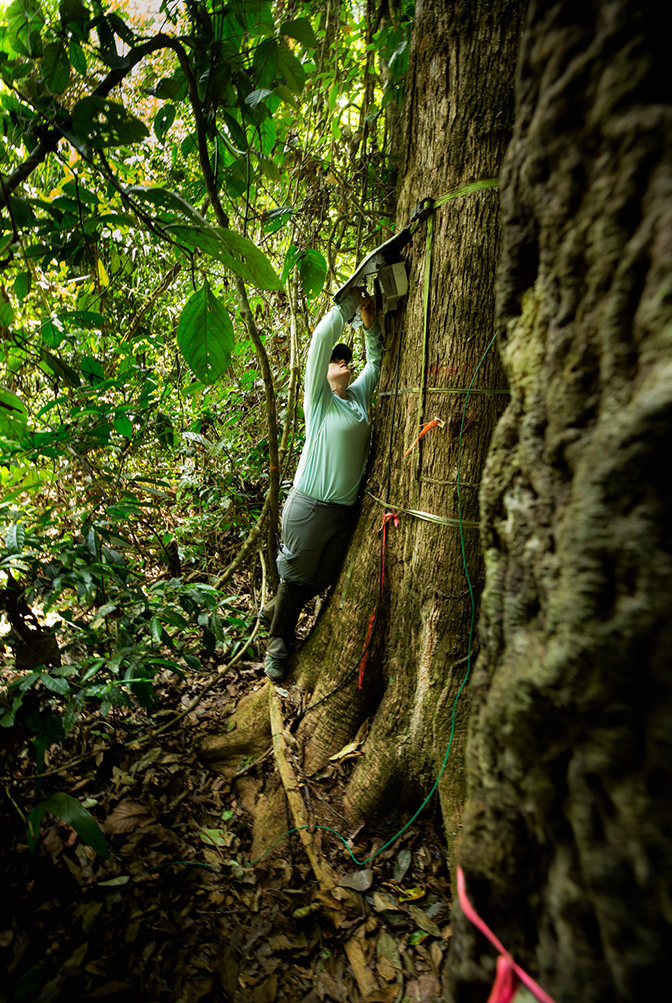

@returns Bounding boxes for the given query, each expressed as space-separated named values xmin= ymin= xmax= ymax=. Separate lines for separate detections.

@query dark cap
xmin=330 ymin=342 xmax=352 ymax=364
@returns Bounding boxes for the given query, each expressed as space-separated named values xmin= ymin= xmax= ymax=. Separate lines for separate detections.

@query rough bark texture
xmin=449 ymin=2 xmax=672 ymax=1001
xmin=292 ymin=0 xmax=525 ymax=852
xmin=200 ymin=0 xmax=525 ymax=864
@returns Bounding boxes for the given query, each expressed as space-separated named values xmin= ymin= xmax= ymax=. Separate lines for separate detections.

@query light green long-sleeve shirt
xmin=294 ymin=295 xmax=382 ymax=505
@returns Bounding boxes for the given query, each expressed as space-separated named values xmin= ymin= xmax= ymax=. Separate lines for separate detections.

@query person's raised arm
xmin=349 ymin=295 xmax=382 ymax=404
xmin=303 ymin=293 xmax=360 ymax=414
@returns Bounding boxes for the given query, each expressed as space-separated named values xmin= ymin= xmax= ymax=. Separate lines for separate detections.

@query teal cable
xmin=250 ymin=331 xmax=500 ymax=869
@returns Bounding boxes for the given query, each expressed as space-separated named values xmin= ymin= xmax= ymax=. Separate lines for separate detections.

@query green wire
xmin=249 ymin=332 xmax=500 ymax=869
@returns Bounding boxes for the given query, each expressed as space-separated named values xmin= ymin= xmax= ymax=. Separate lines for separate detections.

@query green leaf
xmin=154 ymin=103 xmax=175 ymax=143
xmin=27 ymin=792 xmax=108 ymax=858
xmin=41 ymin=674 xmax=70 ymax=695
xmin=42 ymin=40 xmax=70 ymax=93
xmin=300 ymin=249 xmax=327 ymax=300
xmin=176 ymin=280 xmax=235 ymax=385
xmin=252 ymin=37 xmax=278 ymax=90
xmin=5 ymin=522 xmax=25 ymax=555
xmin=113 ymin=415 xmax=133 ymax=438
xmin=165 ymin=223 xmax=282 ymax=290
xmin=6 ymin=0 xmax=45 ymax=57
xmin=81 ymin=355 xmax=105 ymax=384
xmin=280 ymin=17 xmax=317 ymax=48
xmin=277 ymin=46 xmax=306 ymax=94
xmin=41 ymin=317 xmax=65 ymax=348
xmin=68 ymin=37 xmax=87 ymax=74
xmin=14 ymin=271 xmax=31 ymax=301
xmin=0 ymin=390 xmax=28 ymax=440
xmin=71 ymin=96 xmax=149 ymax=149
xmin=281 ymin=243 xmax=302 ymax=284
xmin=125 ymin=185 xmax=204 ymax=225
xmin=0 ymin=302 xmax=15 ymax=327
xmin=150 ymin=616 xmax=162 ymax=643
xmin=58 ymin=310 xmax=105 ymax=330
xmin=262 ymin=205 xmax=293 ymax=235
xmin=40 ymin=348 xmax=81 ymax=386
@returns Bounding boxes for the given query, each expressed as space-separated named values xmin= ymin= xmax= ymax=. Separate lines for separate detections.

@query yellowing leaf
xmin=329 ymin=740 xmax=361 ymax=761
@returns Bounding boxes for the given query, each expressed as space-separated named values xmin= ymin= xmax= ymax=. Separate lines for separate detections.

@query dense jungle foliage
xmin=0 ymin=0 xmax=411 ymax=785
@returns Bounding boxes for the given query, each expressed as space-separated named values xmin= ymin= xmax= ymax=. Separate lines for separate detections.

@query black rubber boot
xmin=258 ymin=596 xmax=276 ymax=629
xmin=264 ymin=581 xmax=309 ymax=682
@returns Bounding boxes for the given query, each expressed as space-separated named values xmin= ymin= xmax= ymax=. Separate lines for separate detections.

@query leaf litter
xmin=0 ymin=652 xmax=453 ymax=1002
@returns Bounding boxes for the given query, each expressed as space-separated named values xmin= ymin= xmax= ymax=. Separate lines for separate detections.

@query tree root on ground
xmin=268 ymin=689 xmax=336 ymax=891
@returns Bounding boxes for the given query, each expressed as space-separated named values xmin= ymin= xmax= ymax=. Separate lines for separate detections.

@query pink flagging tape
xmin=456 ymin=867 xmax=557 ymax=1003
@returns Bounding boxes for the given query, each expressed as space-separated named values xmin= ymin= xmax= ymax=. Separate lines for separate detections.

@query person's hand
xmin=353 ymin=287 xmax=376 ymax=329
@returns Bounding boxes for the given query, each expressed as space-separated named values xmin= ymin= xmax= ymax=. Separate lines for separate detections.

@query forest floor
xmin=1 ymin=631 xmax=453 ymax=1003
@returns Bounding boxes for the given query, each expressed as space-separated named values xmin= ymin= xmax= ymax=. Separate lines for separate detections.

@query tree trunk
xmin=200 ymin=0 xmax=525 ymax=862
xmin=449 ymin=2 xmax=672 ymax=1000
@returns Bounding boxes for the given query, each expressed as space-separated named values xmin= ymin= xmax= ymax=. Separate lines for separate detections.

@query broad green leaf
xmin=0 ymin=390 xmax=28 ymax=440
xmin=153 ymin=73 xmax=187 ymax=101
xmin=300 ymin=249 xmax=327 ymax=300
xmin=41 ymin=318 xmax=65 ymax=348
xmin=41 ymin=674 xmax=70 ymax=695
xmin=150 ymin=616 xmax=162 ymax=643
xmin=13 ymin=271 xmax=31 ymax=301
xmin=40 ymin=348 xmax=81 ymax=386
xmin=114 ymin=415 xmax=133 ymax=438
xmin=126 ymin=185 xmax=205 ymax=225
xmin=245 ymin=88 xmax=272 ymax=108
xmin=27 ymin=792 xmax=108 ymax=858
xmin=176 ymin=280 xmax=235 ymax=385
xmin=58 ymin=310 xmax=105 ymax=330
xmin=277 ymin=47 xmax=306 ymax=94
xmin=68 ymin=37 xmax=87 ymax=74
xmin=5 ymin=523 xmax=25 ymax=555
xmin=42 ymin=40 xmax=70 ymax=93
xmin=262 ymin=206 xmax=293 ymax=235
xmin=256 ymin=116 xmax=276 ymax=157
xmin=281 ymin=243 xmax=302 ymax=284
xmin=81 ymin=355 xmax=105 ymax=384
xmin=166 ymin=224 xmax=281 ymax=290
xmin=271 ymin=83 xmax=298 ymax=109
xmin=71 ymin=96 xmax=149 ymax=149
xmin=6 ymin=0 xmax=45 ymax=57
xmin=154 ymin=103 xmax=176 ymax=143
xmin=0 ymin=302 xmax=14 ymax=327
xmin=252 ymin=37 xmax=278 ymax=91
xmin=280 ymin=17 xmax=317 ymax=48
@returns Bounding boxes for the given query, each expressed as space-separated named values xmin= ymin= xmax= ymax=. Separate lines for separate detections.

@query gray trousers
xmin=276 ymin=488 xmax=357 ymax=591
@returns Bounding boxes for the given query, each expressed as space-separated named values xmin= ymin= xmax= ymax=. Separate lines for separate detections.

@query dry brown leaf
xmin=253 ymin=973 xmax=278 ymax=1003
xmin=364 ymin=989 xmax=397 ymax=1003
xmin=103 ymin=799 xmax=155 ymax=833
xmin=337 ymin=868 xmax=373 ymax=891
xmin=376 ymin=930 xmax=402 ymax=983
xmin=404 ymin=973 xmax=441 ymax=1003
xmin=407 ymin=904 xmax=442 ymax=938
xmin=372 ymin=891 xmax=398 ymax=913
xmin=328 ymin=740 xmax=362 ymax=762
xmin=344 ymin=937 xmax=379 ymax=999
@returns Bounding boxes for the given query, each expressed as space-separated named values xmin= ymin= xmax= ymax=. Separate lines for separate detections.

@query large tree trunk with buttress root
xmin=447 ymin=2 xmax=672 ymax=1001
xmin=200 ymin=0 xmax=526 ymax=862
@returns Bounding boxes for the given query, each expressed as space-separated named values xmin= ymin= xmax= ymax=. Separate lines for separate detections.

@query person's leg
xmin=310 ymin=503 xmax=357 ymax=593
xmin=265 ymin=491 xmax=344 ymax=681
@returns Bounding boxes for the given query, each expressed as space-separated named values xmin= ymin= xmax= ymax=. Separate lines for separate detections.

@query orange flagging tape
xmin=404 ymin=417 xmax=444 ymax=456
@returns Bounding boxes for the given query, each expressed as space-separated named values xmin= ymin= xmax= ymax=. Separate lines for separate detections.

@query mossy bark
xmin=448 ymin=1 xmax=672 ymax=1000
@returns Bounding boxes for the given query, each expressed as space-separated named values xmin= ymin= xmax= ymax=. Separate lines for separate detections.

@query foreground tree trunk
xmin=201 ymin=0 xmax=525 ymax=863
xmin=449 ymin=2 xmax=672 ymax=1000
